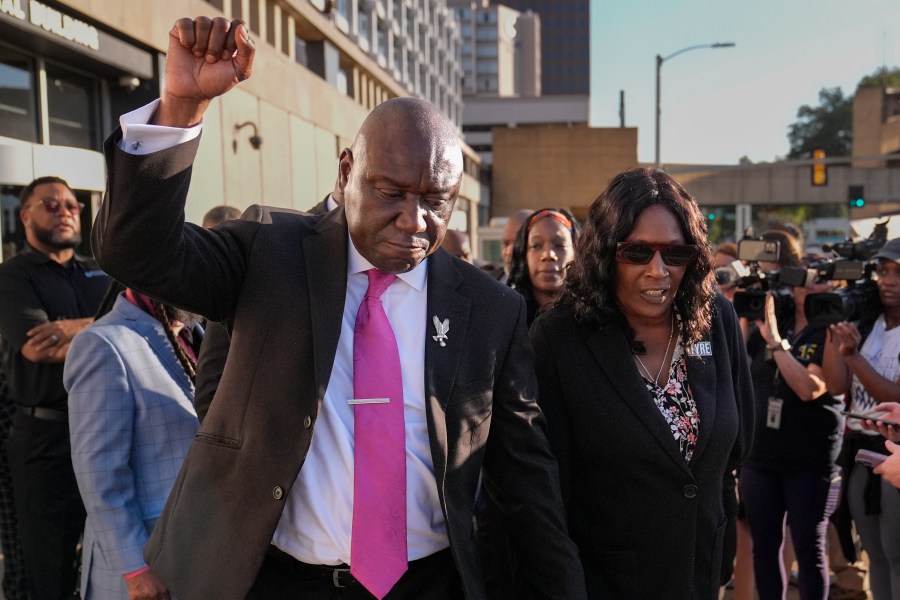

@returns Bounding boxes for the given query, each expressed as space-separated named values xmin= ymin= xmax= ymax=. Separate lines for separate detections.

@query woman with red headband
xmin=530 ymin=167 xmax=754 ymax=599
xmin=507 ymin=208 xmax=580 ymax=325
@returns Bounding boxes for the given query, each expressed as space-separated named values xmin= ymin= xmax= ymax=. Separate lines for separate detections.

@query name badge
xmin=84 ymin=269 xmax=107 ymax=278
xmin=688 ymin=341 xmax=713 ymax=357
xmin=767 ymin=397 xmax=784 ymax=430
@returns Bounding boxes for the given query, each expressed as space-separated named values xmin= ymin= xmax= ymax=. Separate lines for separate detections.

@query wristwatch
xmin=767 ymin=339 xmax=791 ymax=353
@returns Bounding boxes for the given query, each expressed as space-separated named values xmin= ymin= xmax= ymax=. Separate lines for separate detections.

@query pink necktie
xmin=351 ymin=269 xmax=408 ymax=599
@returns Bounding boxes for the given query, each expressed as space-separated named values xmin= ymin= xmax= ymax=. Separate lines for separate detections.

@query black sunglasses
xmin=616 ymin=242 xmax=699 ymax=266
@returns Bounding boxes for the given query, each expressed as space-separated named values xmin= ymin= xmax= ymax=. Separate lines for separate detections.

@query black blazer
xmin=530 ymin=295 xmax=754 ymax=600
xmin=92 ymin=133 xmax=586 ymax=600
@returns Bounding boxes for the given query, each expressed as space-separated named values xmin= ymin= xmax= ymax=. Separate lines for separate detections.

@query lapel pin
xmin=432 ymin=316 xmax=449 ymax=347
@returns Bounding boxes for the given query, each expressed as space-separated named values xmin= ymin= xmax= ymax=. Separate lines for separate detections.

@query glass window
xmin=45 ymin=63 xmax=99 ymax=150
xmin=476 ymin=45 xmax=497 ymax=57
xmin=476 ymin=61 xmax=497 ymax=74
xmin=265 ymin=0 xmax=276 ymax=46
xmin=377 ymin=27 xmax=387 ymax=59
xmin=336 ymin=0 xmax=350 ymax=20
xmin=358 ymin=10 xmax=370 ymax=40
xmin=476 ymin=27 xmax=498 ymax=41
xmin=295 ymin=36 xmax=308 ymax=67
xmin=248 ymin=0 xmax=260 ymax=33
xmin=0 ymin=47 xmax=38 ymax=143
xmin=392 ymin=38 xmax=402 ymax=72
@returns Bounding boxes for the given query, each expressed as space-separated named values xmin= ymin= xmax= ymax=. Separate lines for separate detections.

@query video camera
xmin=729 ymin=237 xmax=809 ymax=322
xmin=804 ymin=220 xmax=888 ymax=327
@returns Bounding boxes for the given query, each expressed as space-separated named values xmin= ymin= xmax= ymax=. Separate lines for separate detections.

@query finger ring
xmin=50 ymin=334 xmax=59 ymax=342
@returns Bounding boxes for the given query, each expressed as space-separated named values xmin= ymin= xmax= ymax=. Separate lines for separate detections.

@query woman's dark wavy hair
xmin=508 ymin=208 xmax=581 ymax=321
xmin=559 ymin=167 xmax=716 ymax=349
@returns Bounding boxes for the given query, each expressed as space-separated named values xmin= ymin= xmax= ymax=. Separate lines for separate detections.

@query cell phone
xmin=737 ymin=239 xmax=780 ymax=263
xmin=855 ymin=449 xmax=889 ymax=468
xmin=841 ymin=411 xmax=898 ymax=427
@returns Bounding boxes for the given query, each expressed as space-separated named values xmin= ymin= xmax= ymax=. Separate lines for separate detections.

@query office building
xmin=0 ymin=0 xmax=482 ymax=259
xmin=450 ymin=0 xmax=539 ymax=97
xmin=489 ymin=0 xmax=589 ymax=95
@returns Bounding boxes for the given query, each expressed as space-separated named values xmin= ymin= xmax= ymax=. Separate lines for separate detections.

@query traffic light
xmin=811 ymin=149 xmax=827 ymax=186
xmin=848 ymin=185 xmax=865 ymax=208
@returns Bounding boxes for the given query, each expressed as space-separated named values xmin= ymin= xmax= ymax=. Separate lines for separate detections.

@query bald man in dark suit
xmin=91 ymin=16 xmax=584 ymax=600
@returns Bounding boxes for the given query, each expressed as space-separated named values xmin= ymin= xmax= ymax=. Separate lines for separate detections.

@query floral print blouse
xmin=640 ymin=344 xmax=699 ymax=462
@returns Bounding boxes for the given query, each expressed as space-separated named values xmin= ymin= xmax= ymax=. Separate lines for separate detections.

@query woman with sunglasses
xmin=507 ymin=208 xmax=580 ymax=325
xmin=529 ymin=167 xmax=753 ymax=599
xmin=737 ymin=229 xmax=842 ymax=600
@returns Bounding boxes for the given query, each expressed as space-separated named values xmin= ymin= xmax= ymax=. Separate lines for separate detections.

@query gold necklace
xmin=634 ymin=313 xmax=675 ymax=388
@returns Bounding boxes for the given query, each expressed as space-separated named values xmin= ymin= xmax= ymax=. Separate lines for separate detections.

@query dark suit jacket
xmin=194 ymin=204 xmax=314 ymax=422
xmin=307 ymin=194 xmax=334 ymax=215
xmin=530 ymin=295 xmax=754 ymax=600
xmin=92 ymin=134 xmax=586 ymax=600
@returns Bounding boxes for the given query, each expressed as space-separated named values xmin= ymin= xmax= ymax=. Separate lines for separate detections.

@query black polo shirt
xmin=745 ymin=319 xmax=843 ymax=473
xmin=0 ymin=245 xmax=109 ymax=411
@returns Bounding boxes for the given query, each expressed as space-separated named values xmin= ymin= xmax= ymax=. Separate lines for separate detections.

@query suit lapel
xmin=585 ymin=323 xmax=693 ymax=476
xmin=424 ymin=250 xmax=469 ymax=408
xmin=303 ymin=207 xmax=349 ymax=400
xmin=423 ymin=251 xmax=469 ymax=483
xmin=685 ymin=328 xmax=719 ymax=465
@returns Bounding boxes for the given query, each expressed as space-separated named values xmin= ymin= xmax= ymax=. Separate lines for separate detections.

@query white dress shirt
xmin=272 ymin=243 xmax=448 ymax=565
xmin=118 ymin=101 xmax=449 ymax=565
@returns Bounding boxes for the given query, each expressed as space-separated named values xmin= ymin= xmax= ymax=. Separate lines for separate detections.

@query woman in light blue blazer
xmin=65 ymin=282 xmax=201 ymax=599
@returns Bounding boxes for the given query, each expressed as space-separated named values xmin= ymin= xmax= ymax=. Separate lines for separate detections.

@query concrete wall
xmin=491 ymin=126 xmax=638 ymax=219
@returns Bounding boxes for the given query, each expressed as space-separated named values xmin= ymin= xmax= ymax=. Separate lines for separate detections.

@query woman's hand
xmin=874 ymin=441 xmax=900 ymax=488
xmin=829 ymin=321 xmax=861 ymax=358
xmin=860 ymin=402 xmax=900 ymax=442
xmin=126 ymin=569 xmax=170 ymax=600
xmin=755 ymin=293 xmax=782 ymax=347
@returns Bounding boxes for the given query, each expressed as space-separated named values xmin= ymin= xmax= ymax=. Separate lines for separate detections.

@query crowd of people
xmin=0 ymin=15 xmax=897 ymax=600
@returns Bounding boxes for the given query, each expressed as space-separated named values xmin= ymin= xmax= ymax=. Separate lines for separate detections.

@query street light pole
xmin=654 ymin=42 xmax=735 ymax=169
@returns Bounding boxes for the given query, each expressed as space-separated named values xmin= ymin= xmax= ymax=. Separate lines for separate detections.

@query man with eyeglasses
xmin=0 ymin=176 xmax=109 ymax=600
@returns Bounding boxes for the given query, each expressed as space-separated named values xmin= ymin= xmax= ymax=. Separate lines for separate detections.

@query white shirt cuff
xmin=118 ymin=99 xmax=203 ymax=155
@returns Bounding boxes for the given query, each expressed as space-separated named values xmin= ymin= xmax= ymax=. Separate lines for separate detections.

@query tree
xmin=787 ymin=87 xmax=853 ymax=159
xmin=858 ymin=66 xmax=900 ymax=88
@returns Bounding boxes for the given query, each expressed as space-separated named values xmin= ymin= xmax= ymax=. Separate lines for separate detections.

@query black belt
xmin=18 ymin=405 xmax=68 ymax=422
xmin=266 ymin=546 xmax=361 ymax=588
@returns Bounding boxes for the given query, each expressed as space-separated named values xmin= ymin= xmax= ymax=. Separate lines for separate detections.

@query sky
xmin=590 ymin=0 xmax=900 ymax=166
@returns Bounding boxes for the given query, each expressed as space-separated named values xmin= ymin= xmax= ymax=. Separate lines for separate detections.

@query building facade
xmin=852 ymin=85 xmax=900 ymax=168
xmin=0 ymin=0 xmax=482 ymax=260
xmin=488 ymin=0 xmax=588 ymax=95
xmin=450 ymin=0 xmax=539 ymax=98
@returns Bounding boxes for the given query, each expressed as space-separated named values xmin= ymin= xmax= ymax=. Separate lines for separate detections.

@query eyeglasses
xmin=30 ymin=198 xmax=85 ymax=215
xmin=616 ymin=242 xmax=699 ymax=266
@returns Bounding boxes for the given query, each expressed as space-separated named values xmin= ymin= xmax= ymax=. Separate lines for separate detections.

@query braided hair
xmin=95 ymin=281 xmax=198 ymax=383
xmin=154 ymin=299 xmax=198 ymax=384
